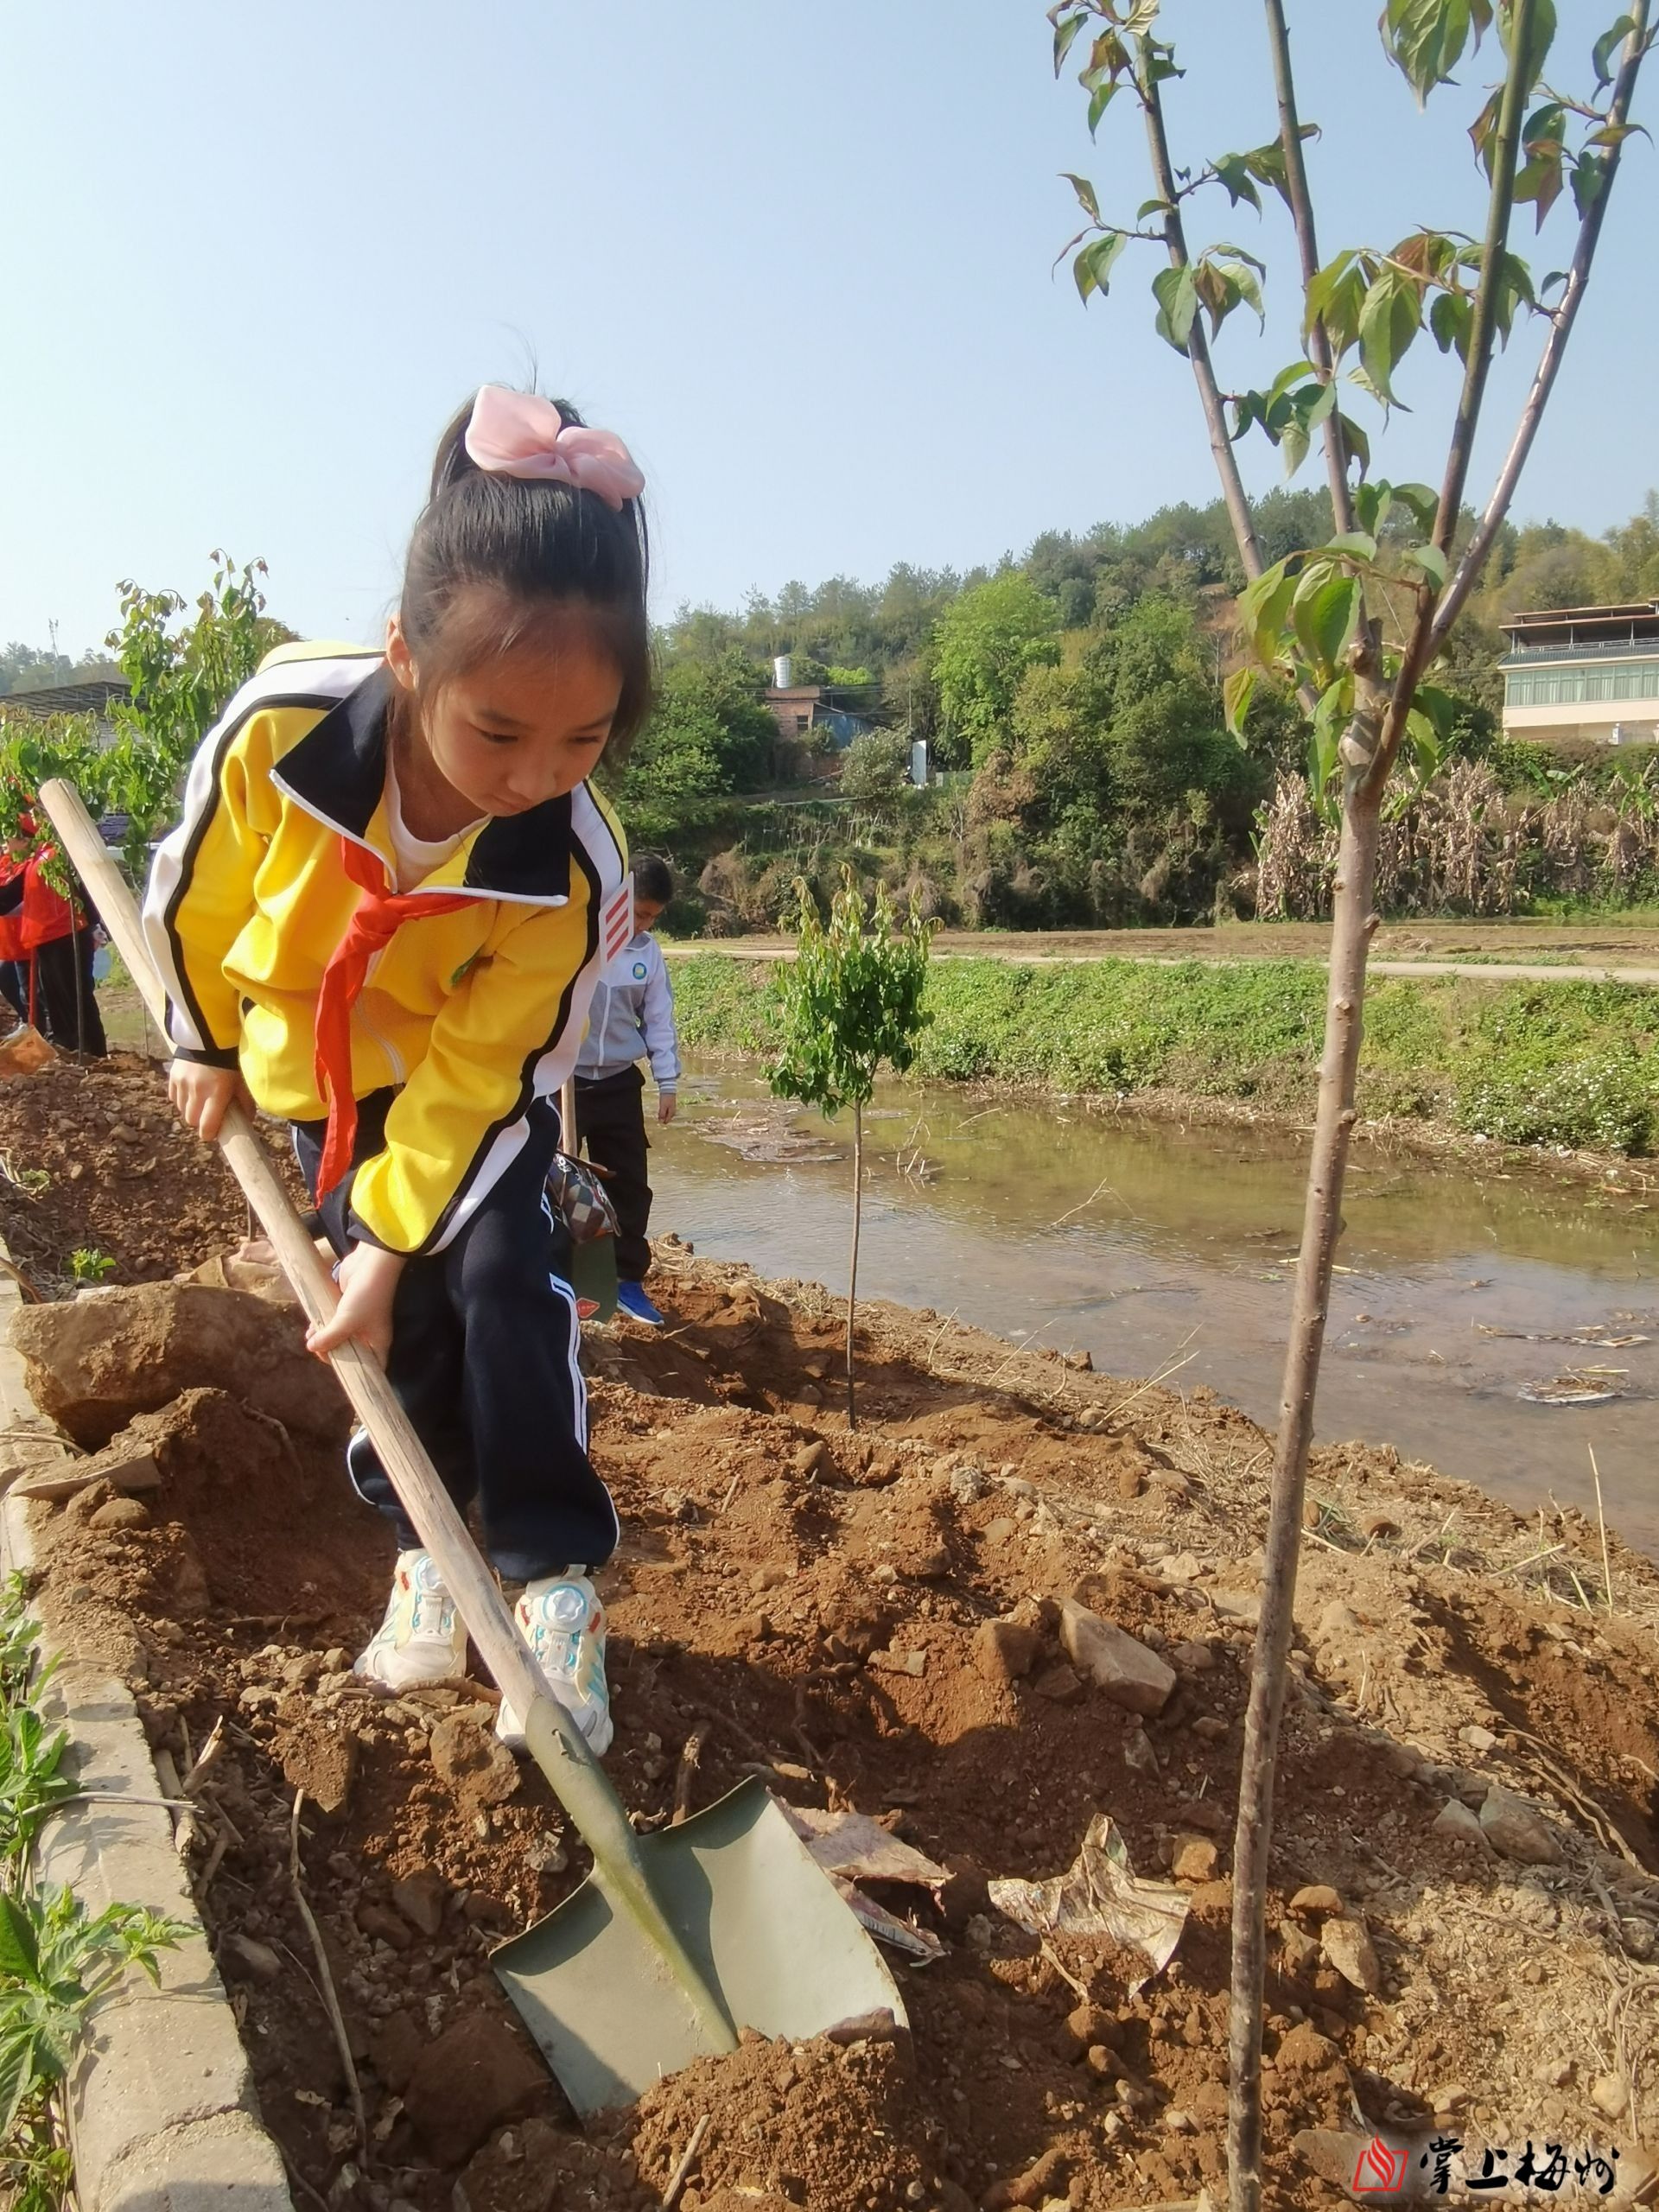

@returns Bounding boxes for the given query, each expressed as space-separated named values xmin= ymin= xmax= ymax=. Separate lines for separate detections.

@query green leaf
xmin=1212 ymin=155 xmax=1262 ymax=213
xmin=1354 ymin=482 xmax=1395 ymax=535
xmin=1406 ymin=707 xmax=1445 ymax=782
xmin=1429 ymin=288 xmax=1474 ymax=360
xmin=1326 ymin=531 xmax=1379 ymax=562
xmin=1413 ymin=683 xmax=1459 ymax=743
xmin=1400 ymin=541 xmax=1449 ymax=588
xmin=1051 ymin=7 xmax=1088 ymax=78
xmin=1337 ymin=413 xmax=1372 ymax=476
xmin=1061 ymin=172 xmax=1102 ymax=223
xmin=1571 ymin=149 xmax=1611 ymax=214
xmin=1390 ymin=481 xmax=1440 ymax=531
xmin=1238 ymin=559 xmax=1298 ymax=665
xmin=1593 ymin=12 xmax=1637 ymax=85
xmin=1279 ymin=415 xmax=1311 ymax=480
xmin=1306 ymin=252 xmax=1370 ymax=359
xmin=1223 ymin=666 xmax=1256 ymax=739
xmin=1380 ymin=0 xmax=1484 ymax=102
xmin=1586 ymin=119 xmax=1647 ymax=147
xmin=1152 ymin=263 xmax=1201 ymax=354
xmin=1087 ymin=79 xmax=1119 ymax=135
xmin=1468 ymin=86 xmax=1503 ymax=176
xmin=1074 ymin=230 xmax=1129 ymax=303
xmin=1292 ymin=567 xmax=1363 ymax=674
xmin=0 ymin=2028 xmax=37 ymax=2142
xmin=1357 ymin=268 xmax=1423 ymax=403
xmin=1498 ymin=0 xmax=1557 ymax=89
xmin=0 ymin=1893 xmax=41 ymax=1982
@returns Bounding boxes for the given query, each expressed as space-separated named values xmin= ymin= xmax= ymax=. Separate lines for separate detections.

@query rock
xmin=277 ymin=1718 xmax=359 ymax=1815
xmin=357 ymin=1902 xmax=414 ymax=1952
xmin=1287 ymin=1885 xmax=1344 ymax=1917
xmin=404 ymin=2010 xmax=548 ymax=2165
xmin=391 ymin=1867 xmax=448 ymax=1939
xmin=89 ymin=1496 xmax=151 ymax=1529
xmin=983 ymin=1516 xmax=1018 ymax=1545
xmin=1210 ymin=1589 xmax=1261 ymax=1626
xmin=1170 ymin=1640 xmax=1215 ymax=1674
xmin=1162 ymin=2108 xmax=1195 ymax=2135
xmin=367 ymin=2011 xmax=426 ymax=2093
xmin=1533 ymin=2056 xmax=1573 ymax=2089
xmin=1318 ymin=1601 xmax=1361 ymax=1637
xmin=1320 ymin=1915 xmax=1382 ymax=1994
xmin=1058 ymin=1601 xmax=1176 ymax=1714
xmin=1032 ymin=1663 xmax=1084 ymax=1704
xmin=1060 ymin=2003 xmax=1117 ymax=2056
xmin=750 ymin=1564 xmax=788 ymax=1593
xmin=1279 ymin=1924 xmax=1319 ymax=1974
xmin=221 ymin=1932 xmax=283 ymax=1983
xmin=1274 ymin=2022 xmax=1343 ymax=2075
xmin=1172 ymin=1834 xmax=1218 ymax=1883
xmin=792 ymin=1440 xmax=830 ymax=1482
xmin=1191 ymin=1715 xmax=1230 ymax=1743
xmin=973 ymin=1617 xmax=1039 ymax=1685
xmin=1156 ymin=1551 xmax=1202 ymax=1583
xmin=430 ymin=1713 xmax=521 ymax=1806
xmin=0 ymin=1026 xmax=54 ymax=1077
xmin=1084 ymin=2044 xmax=1119 ymax=2080
xmin=1458 ymin=1724 xmax=1498 ymax=1754
xmin=1122 ymin=1724 xmax=1159 ymax=1776
xmin=10 ymin=1435 xmax=163 ymax=1502
xmin=1478 ymin=1787 xmax=1561 ymax=1866
xmin=1432 ymin=1799 xmax=1492 ymax=1851
xmin=982 ymin=2148 xmax=1070 ymax=2212
xmin=1590 ymin=2072 xmax=1629 ymax=2120
xmin=12 ymin=1282 xmax=349 ymax=1450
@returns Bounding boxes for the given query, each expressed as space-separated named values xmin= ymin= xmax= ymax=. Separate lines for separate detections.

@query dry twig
xmin=662 ymin=2114 xmax=710 ymax=2211
xmin=288 ymin=1789 xmax=369 ymax=2166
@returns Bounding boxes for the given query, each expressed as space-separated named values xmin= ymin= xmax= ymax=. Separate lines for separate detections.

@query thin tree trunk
xmin=1226 ymin=779 xmax=1382 ymax=2212
xmin=846 ymin=1102 xmax=863 ymax=1432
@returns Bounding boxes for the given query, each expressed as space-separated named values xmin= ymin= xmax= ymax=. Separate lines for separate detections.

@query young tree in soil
xmin=769 ymin=871 xmax=933 ymax=1430
xmin=1044 ymin=3 xmax=1652 ymax=2206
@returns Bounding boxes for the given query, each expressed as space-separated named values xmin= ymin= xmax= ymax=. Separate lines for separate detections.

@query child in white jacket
xmin=573 ymin=854 xmax=681 ymax=1324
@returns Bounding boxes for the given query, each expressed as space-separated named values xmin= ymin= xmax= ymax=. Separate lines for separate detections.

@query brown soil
xmin=10 ymin=1059 xmax=1659 ymax=2211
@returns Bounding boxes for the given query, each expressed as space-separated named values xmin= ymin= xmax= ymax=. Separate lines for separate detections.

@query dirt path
xmin=7 ymin=1057 xmax=1658 ymax=2212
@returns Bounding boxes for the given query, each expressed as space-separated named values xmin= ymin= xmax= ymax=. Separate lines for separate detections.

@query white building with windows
xmin=1500 ymin=602 xmax=1659 ymax=747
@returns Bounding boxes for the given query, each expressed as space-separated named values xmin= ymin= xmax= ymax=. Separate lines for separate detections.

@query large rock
xmin=1058 ymin=1601 xmax=1176 ymax=1714
xmin=11 ymin=1282 xmax=348 ymax=1449
xmin=404 ymin=2010 xmax=548 ymax=2167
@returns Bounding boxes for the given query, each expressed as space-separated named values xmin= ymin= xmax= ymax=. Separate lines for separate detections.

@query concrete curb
xmin=1 ymin=1259 xmax=293 ymax=2212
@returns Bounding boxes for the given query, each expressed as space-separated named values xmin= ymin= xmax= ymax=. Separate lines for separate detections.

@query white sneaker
xmin=354 ymin=1550 xmax=468 ymax=1690
xmin=496 ymin=1572 xmax=613 ymax=1757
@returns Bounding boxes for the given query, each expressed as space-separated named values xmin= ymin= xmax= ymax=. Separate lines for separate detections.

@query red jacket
xmin=18 ymin=850 xmax=80 ymax=952
xmin=0 ymin=859 xmax=25 ymax=962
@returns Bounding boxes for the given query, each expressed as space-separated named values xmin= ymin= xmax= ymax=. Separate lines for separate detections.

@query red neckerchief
xmin=312 ymin=836 xmax=480 ymax=1199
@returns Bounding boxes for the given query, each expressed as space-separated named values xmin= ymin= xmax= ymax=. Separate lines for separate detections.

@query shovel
xmin=40 ymin=780 xmax=906 ymax=2115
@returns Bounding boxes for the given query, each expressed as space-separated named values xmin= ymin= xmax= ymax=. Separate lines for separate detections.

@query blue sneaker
xmin=615 ymin=1281 xmax=665 ymax=1327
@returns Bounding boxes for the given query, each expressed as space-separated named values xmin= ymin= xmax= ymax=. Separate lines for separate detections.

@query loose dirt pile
xmin=6 ymin=1058 xmax=1659 ymax=2211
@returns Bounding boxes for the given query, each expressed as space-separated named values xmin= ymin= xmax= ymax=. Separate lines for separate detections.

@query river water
xmin=646 ymin=1062 xmax=1659 ymax=1558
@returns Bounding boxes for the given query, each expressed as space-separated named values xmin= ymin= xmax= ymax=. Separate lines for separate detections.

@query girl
xmin=143 ymin=386 xmax=648 ymax=1755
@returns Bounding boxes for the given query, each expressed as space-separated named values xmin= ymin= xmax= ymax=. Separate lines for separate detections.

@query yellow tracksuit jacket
xmin=143 ymin=643 xmax=629 ymax=1255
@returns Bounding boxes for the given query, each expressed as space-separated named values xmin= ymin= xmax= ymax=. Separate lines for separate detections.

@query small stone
xmin=1382 ymin=1744 xmax=1421 ymax=1778
xmin=1458 ymin=1724 xmax=1497 ymax=1754
xmin=1061 ymin=2003 xmax=1116 ymax=2055
xmin=983 ymin=1516 xmax=1018 ymax=1545
xmin=1170 ymin=1640 xmax=1214 ymax=1674
xmin=750 ymin=1564 xmax=788 ymax=1593
xmin=1172 ymin=1834 xmax=1218 ymax=1883
xmin=738 ymin=1612 xmax=775 ymax=1643
xmin=1279 ymin=1924 xmax=1319 ymax=1974
xmin=1478 ymin=1787 xmax=1561 ymax=1866
xmin=390 ymin=1867 xmax=448 ymax=1939
xmin=1156 ymin=1552 xmax=1202 ymax=1584
xmin=1209 ymin=1589 xmax=1261 ymax=1626
xmin=1122 ymin=1725 xmax=1159 ymax=1776
xmin=1287 ymin=1885 xmax=1344 ymax=1917
xmin=1320 ymin=1916 xmax=1382 ymax=1994
xmin=1033 ymin=1663 xmax=1084 ymax=1704
xmin=1534 ymin=2056 xmax=1573 ymax=2089
xmin=974 ymin=1618 xmax=1039 ymax=1685
xmin=1591 ymin=2073 xmax=1629 ymax=2120
xmin=1191 ymin=1715 xmax=1229 ymax=1743
xmin=1432 ymin=1798 xmax=1492 ymax=1851
xmin=222 ymin=1931 xmax=283 ymax=1983
xmin=1085 ymin=2044 xmax=1119 ymax=2081
xmin=429 ymin=1713 xmax=521 ymax=1806
xmin=1162 ymin=2108 xmax=1195 ymax=2135
xmin=404 ymin=2010 xmax=547 ymax=2166
xmin=1274 ymin=2022 xmax=1342 ymax=2075
xmin=1058 ymin=1602 xmax=1176 ymax=1715
xmin=1318 ymin=1602 xmax=1361 ymax=1637
xmin=357 ymin=1902 xmax=414 ymax=1952
xmin=89 ymin=1496 xmax=151 ymax=1529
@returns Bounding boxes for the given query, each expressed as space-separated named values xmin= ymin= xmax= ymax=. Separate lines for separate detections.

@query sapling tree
xmin=1043 ymin=3 xmax=1651 ymax=2203
xmin=770 ymin=870 xmax=934 ymax=1429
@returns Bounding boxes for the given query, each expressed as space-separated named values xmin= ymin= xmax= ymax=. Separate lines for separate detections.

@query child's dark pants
xmin=574 ymin=1065 xmax=653 ymax=1283
xmin=293 ymin=1088 xmax=618 ymax=1583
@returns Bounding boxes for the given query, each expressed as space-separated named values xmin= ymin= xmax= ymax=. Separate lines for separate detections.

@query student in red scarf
xmin=0 ymin=819 xmax=106 ymax=1053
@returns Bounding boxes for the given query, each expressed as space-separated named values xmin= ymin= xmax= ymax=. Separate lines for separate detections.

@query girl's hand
xmin=307 ymin=1243 xmax=408 ymax=1366
xmin=168 ymin=1060 xmax=252 ymax=1142
xmin=657 ymin=1091 xmax=678 ymax=1126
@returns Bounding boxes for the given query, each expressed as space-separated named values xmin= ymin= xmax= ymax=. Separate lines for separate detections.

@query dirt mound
xmin=0 ymin=1052 xmax=302 ymax=1294
xmin=15 ymin=1219 xmax=1659 ymax=2206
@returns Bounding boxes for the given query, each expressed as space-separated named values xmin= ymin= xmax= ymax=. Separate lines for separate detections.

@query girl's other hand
xmin=168 ymin=1060 xmax=252 ymax=1142
xmin=657 ymin=1091 xmax=678 ymax=1126
xmin=306 ymin=1242 xmax=408 ymax=1367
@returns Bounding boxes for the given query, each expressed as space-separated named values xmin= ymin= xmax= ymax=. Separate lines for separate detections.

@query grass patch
xmin=670 ymin=954 xmax=1659 ymax=1156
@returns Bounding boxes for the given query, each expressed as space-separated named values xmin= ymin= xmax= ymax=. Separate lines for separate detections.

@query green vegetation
xmin=66 ymin=1250 xmax=114 ymax=1286
xmin=770 ymin=874 xmax=934 ymax=1427
xmin=677 ymin=952 xmax=1659 ymax=1156
xmin=0 ymin=1577 xmax=189 ymax=2212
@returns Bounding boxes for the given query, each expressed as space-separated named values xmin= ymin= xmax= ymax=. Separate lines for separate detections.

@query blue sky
xmin=2 ymin=1 xmax=1652 ymax=653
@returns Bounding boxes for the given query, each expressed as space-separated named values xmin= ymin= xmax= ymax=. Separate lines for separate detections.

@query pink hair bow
xmin=464 ymin=385 xmax=645 ymax=510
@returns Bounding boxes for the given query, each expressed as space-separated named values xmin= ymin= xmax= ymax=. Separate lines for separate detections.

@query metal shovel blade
xmin=493 ymin=1777 xmax=906 ymax=2115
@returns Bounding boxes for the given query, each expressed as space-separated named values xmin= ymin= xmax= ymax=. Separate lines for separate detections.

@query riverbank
xmin=671 ymin=953 xmax=1659 ymax=1166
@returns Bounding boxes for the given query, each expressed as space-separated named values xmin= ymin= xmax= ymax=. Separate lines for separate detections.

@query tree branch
xmin=1261 ymin=0 xmax=1355 ymax=535
xmin=1138 ymin=59 xmax=1268 ymax=581
xmin=1429 ymin=0 xmax=1653 ymax=655
xmin=1369 ymin=0 xmax=1541 ymax=793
